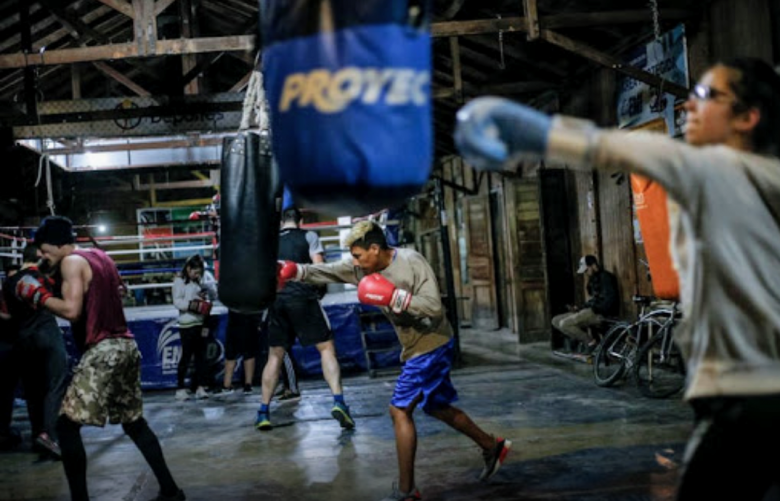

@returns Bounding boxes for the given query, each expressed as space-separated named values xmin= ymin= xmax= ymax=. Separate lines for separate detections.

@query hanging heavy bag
xmin=219 ymin=128 xmax=282 ymax=313
xmin=261 ymin=1 xmax=433 ymax=214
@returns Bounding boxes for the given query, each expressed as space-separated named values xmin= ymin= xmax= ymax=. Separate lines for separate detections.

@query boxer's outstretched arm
xmin=455 ymin=97 xmax=732 ymax=209
xmin=545 ymin=116 xmax=732 ymax=207
xmin=300 ymin=259 xmax=361 ymax=287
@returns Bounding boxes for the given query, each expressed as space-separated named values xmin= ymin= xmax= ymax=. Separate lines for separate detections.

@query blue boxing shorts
xmin=391 ymin=339 xmax=458 ymax=414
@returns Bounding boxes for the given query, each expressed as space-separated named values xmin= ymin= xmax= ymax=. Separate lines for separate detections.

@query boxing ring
xmin=51 ymin=294 xmax=398 ymax=390
xmin=1 ymin=217 xmax=402 ymax=390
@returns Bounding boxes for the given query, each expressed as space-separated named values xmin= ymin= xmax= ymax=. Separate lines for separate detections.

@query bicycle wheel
xmin=634 ymin=332 xmax=686 ymax=398
xmin=593 ymin=322 xmax=634 ymax=387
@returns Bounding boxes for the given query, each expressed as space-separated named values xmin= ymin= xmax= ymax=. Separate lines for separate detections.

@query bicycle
xmin=633 ymin=303 xmax=686 ymax=398
xmin=592 ymin=295 xmax=677 ymax=388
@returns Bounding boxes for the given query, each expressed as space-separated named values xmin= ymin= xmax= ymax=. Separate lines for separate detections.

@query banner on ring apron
xmin=260 ymin=1 xmax=433 ymax=214
xmin=631 ymin=174 xmax=680 ymax=300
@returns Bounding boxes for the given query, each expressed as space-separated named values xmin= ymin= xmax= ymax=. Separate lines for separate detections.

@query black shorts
xmin=267 ymin=295 xmax=331 ymax=349
xmin=224 ymin=310 xmax=261 ymax=360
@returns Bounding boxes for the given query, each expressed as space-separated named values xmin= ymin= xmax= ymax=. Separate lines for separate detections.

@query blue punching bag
xmin=261 ymin=1 xmax=433 ymax=215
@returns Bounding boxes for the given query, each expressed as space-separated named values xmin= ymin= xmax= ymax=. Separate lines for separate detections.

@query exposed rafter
xmin=93 ymin=61 xmax=151 ymax=96
xmin=0 ymin=35 xmax=256 ymax=68
xmin=228 ymin=70 xmax=253 ymax=92
xmin=431 ymin=9 xmax=691 ymax=37
xmin=539 ymin=29 xmax=689 ymax=98
xmin=96 ymin=0 xmax=135 ymax=18
xmin=154 ymin=0 xmax=178 ymax=17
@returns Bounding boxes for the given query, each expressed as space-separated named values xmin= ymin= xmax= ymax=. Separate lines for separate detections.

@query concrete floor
xmin=0 ymin=328 xmax=693 ymax=501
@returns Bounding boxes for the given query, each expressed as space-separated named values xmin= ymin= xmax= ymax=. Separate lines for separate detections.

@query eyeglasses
xmin=689 ymin=83 xmax=735 ymax=103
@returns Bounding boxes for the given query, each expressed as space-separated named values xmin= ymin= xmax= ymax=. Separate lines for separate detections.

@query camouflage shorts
xmin=61 ymin=338 xmax=143 ymax=427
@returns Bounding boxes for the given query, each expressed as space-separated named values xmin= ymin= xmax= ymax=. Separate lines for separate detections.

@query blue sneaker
xmin=331 ymin=402 xmax=355 ymax=429
xmin=254 ymin=411 xmax=272 ymax=431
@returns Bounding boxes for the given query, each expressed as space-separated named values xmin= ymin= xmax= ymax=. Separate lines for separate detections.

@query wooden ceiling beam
xmin=431 ymin=9 xmax=690 ymax=37
xmin=38 ymin=0 xmax=110 ymax=45
xmin=217 ymin=0 xmax=258 ymax=17
xmin=0 ymin=7 xmax=63 ymax=53
xmin=228 ymin=70 xmax=253 ymax=92
xmin=4 ymin=100 xmax=243 ymax=126
xmin=93 ymin=61 xmax=152 ymax=96
xmin=96 ymin=0 xmax=135 ymax=19
xmin=434 ymin=80 xmax=555 ymax=100
xmin=0 ymin=35 xmax=256 ymax=68
xmin=180 ymin=15 xmax=256 ymax=90
xmin=154 ymin=0 xmax=178 ymax=17
xmin=32 ymin=6 xmax=117 ymax=52
xmin=464 ymin=35 xmax=569 ymax=79
xmin=539 ymin=29 xmax=689 ymax=98
xmin=35 ymin=2 xmax=155 ymax=98
xmin=226 ymin=50 xmax=255 ymax=66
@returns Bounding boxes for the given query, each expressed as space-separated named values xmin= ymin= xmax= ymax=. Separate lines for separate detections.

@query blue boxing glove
xmin=454 ymin=97 xmax=553 ymax=171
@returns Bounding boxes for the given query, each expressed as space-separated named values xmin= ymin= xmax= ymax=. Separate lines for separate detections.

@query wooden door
xmin=506 ymin=178 xmax=548 ymax=342
xmin=463 ymin=195 xmax=499 ymax=330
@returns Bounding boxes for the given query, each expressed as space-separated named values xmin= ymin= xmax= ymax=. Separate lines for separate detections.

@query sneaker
xmin=379 ymin=482 xmax=422 ymax=501
xmin=243 ymin=384 xmax=253 ymax=395
xmin=194 ymin=387 xmax=209 ymax=400
xmin=479 ymin=437 xmax=512 ymax=481
xmin=35 ymin=433 xmax=61 ymax=459
xmin=254 ymin=411 xmax=272 ymax=431
xmin=213 ymin=387 xmax=235 ymax=399
xmin=150 ymin=488 xmax=186 ymax=501
xmin=331 ymin=402 xmax=355 ymax=429
xmin=277 ymin=390 xmax=301 ymax=403
xmin=175 ymin=389 xmax=192 ymax=401
xmin=583 ymin=341 xmax=599 ymax=355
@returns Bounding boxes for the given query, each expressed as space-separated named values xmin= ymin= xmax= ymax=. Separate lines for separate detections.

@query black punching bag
xmin=219 ymin=130 xmax=281 ymax=313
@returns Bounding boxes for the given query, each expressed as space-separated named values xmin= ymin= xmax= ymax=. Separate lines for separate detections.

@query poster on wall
xmin=617 ymin=24 xmax=689 ymax=132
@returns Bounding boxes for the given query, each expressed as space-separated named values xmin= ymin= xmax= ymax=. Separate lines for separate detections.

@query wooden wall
xmin=709 ymin=0 xmax=774 ymax=62
xmin=417 ymin=0 xmax=778 ymax=342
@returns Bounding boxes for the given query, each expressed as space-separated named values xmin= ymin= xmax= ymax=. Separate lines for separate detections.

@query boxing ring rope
xmin=0 ymin=217 xmax=400 ymax=299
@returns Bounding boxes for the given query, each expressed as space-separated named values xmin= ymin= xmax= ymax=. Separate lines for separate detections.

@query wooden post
xmin=71 ymin=64 xmax=81 ymax=99
xmin=449 ymin=36 xmax=463 ymax=103
xmin=133 ymin=0 xmax=158 ymax=56
xmin=523 ymin=0 xmax=540 ymax=40
xmin=19 ymin=0 xmax=38 ymax=123
xmin=180 ymin=0 xmax=200 ymax=95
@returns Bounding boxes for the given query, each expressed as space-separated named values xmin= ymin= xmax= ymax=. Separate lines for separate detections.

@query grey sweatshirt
xmin=547 ymin=116 xmax=780 ymax=400
xmin=298 ymin=248 xmax=453 ymax=361
xmin=173 ymin=271 xmax=218 ymax=328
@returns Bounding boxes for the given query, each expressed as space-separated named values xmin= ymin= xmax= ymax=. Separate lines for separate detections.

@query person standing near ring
xmin=172 ymin=254 xmax=217 ymax=401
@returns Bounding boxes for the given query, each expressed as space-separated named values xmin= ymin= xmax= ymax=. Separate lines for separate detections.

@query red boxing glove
xmin=277 ymin=260 xmax=302 ymax=290
xmin=357 ymin=273 xmax=412 ymax=314
xmin=15 ymin=274 xmax=53 ymax=309
xmin=188 ymin=299 xmax=212 ymax=316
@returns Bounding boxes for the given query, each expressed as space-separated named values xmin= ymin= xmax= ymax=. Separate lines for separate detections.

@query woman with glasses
xmin=454 ymin=57 xmax=780 ymax=500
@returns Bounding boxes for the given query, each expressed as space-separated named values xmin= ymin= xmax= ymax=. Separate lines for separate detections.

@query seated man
xmin=552 ymin=255 xmax=618 ymax=353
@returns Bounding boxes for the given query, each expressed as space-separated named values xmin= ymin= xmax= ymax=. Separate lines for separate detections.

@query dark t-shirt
xmin=584 ymin=270 xmax=619 ymax=317
xmin=277 ymin=228 xmax=321 ymax=299
xmin=2 ymin=268 xmax=61 ymax=339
